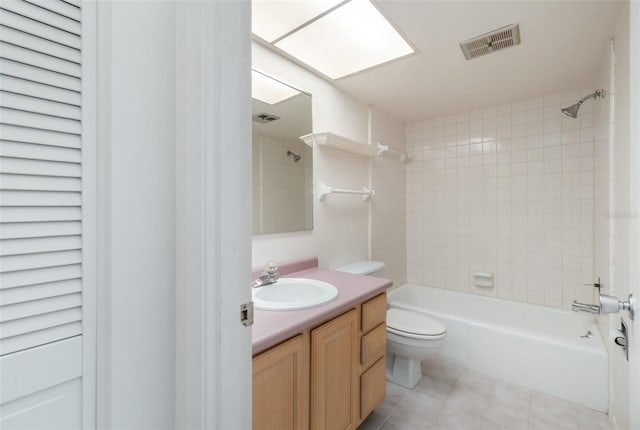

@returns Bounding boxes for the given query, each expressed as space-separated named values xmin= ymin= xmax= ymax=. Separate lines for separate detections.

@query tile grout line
xmin=375 ymin=387 xmax=407 ymax=430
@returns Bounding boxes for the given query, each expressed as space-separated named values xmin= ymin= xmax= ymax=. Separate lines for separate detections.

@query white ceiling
xmin=329 ymin=0 xmax=626 ymax=122
xmin=252 ymin=93 xmax=312 ymax=142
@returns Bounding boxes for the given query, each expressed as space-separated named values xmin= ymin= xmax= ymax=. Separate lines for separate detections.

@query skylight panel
xmin=252 ymin=0 xmax=345 ymax=43
xmin=273 ymin=0 xmax=414 ymax=79
xmin=252 ymin=70 xmax=301 ymax=105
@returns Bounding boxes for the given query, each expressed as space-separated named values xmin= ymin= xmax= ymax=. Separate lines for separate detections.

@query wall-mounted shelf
xmin=376 ymin=142 xmax=410 ymax=162
xmin=300 ymin=132 xmax=377 ymax=158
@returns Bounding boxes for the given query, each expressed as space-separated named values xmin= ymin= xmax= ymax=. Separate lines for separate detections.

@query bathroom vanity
xmin=251 ymin=258 xmax=391 ymax=430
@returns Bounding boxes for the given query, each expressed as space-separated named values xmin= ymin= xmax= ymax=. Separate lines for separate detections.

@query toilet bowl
xmin=385 ymin=307 xmax=446 ymax=387
xmin=335 ymin=261 xmax=448 ymax=388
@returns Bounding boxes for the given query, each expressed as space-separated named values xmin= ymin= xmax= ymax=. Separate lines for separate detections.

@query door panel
xmin=0 ymin=0 xmax=91 ymax=427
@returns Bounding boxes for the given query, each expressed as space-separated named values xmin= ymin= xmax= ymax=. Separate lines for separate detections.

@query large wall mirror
xmin=252 ymin=70 xmax=313 ymax=235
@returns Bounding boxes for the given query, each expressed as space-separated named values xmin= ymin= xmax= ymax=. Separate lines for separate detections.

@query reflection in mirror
xmin=252 ymin=70 xmax=312 ymax=235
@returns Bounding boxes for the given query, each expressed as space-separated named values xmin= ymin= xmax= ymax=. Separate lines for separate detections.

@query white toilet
xmin=336 ymin=261 xmax=447 ymax=388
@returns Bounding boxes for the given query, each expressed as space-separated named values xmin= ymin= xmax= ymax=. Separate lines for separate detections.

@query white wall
xmin=581 ymin=6 xmax=633 ymax=427
xmin=405 ymin=91 xmax=595 ymax=309
xmin=251 ymin=44 xmax=408 ymax=287
xmin=98 ymin=2 xmax=176 ymax=428
xmin=593 ymin=7 xmax=632 ymax=430
xmin=251 ymin=43 xmax=371 ymax=270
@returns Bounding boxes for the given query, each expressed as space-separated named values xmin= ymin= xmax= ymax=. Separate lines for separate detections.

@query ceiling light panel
xmin=274 ymin=0 xmax=414 ymax=79
xmin=252 ymin=70 xmax=301 ymax=105
xmin=252 ymin=0 xmax=344 ymax=43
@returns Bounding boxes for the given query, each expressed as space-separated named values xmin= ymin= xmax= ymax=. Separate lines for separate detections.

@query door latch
xmin=615 ymin=319 xmax=629 ymax=361
xmin=240 ymin=302 xmax=254 ymax=327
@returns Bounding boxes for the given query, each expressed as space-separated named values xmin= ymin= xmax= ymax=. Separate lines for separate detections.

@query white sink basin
xmin=252 ymin=278 xmax=338 ymax=311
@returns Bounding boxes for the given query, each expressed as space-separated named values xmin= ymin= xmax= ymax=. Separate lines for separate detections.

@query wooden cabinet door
xmin=310 ymin=310 xmax=358 ymax=430
xmin=253 ymin=335 xmax=308 ymax=430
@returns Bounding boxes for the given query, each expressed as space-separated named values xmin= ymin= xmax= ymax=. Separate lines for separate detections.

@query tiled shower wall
xmin=405 ymin=91 xmax=597 ymax=309
xmin=253 ymin=135 xmax=312 ymax=234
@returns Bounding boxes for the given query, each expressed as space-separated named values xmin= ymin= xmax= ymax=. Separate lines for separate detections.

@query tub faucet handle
xmin=598 ymin=293 xmax=635 ymax=320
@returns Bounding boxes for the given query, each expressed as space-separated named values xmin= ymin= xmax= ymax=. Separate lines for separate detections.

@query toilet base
xmin=385 ymin=352 xmax=422 ymax=388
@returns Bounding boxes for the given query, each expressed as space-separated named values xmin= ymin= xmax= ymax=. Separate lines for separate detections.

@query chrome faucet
xmin=252 ymin=261 xmax=280 ymax=288
xmin=572 ymin=279 xmax=636 ymax=320
xmin=571 ymin=301 xmax=601 ymax=314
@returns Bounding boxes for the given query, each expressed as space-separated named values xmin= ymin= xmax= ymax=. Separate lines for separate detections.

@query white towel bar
xmin=318 ymin=182 xmax=374 ymax=201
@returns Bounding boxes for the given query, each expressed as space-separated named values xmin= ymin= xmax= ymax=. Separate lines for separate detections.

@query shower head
xmin=287 ymin=150 xmax=301 ymax=162
xmin=561 ymin=103 xmax=581 ymax=119
xmin=561 ymin=89 xmax=605 ymax=118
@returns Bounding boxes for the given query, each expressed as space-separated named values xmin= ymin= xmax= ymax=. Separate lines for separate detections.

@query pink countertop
xmin=251 ymin=259 xmax=392 ymax=356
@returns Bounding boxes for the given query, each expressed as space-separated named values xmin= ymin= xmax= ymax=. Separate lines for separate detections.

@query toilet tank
xmin=335 ymin=261 xmax=385 ymax=277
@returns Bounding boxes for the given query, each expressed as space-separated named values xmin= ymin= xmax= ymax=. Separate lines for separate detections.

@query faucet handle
xmin=265 ymin=261 xmax=278 ymax=275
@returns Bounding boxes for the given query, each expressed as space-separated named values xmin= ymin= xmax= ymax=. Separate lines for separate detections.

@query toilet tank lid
xmin=335 ymin=261 xmax=385 ymax=275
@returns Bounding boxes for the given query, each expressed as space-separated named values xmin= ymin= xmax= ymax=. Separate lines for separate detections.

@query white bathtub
xmin=388 ymin=284 xmax=608 ymax=412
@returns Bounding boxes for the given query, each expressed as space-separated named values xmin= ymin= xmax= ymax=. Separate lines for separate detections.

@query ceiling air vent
xmin=459 ymin=24 xmax=521 ymax=60
xmin=252 ymin=112 xmax=280 ymax=123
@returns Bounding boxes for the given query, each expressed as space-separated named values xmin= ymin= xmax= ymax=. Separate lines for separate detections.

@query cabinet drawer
xmin=361 ymin=293 xmax=386 ymax=333
xmin=360 ymin=357 xmax=386 ymax=420
xmin=361 ymin=323 xmax=386 ymax=368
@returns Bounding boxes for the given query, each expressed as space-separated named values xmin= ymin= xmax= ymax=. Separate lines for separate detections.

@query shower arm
xmin=576 ymin=89 xmax=605 ymax=106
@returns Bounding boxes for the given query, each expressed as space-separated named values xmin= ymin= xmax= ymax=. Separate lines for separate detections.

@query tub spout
xmin=572 ymin=300 xmax=601 ymax=314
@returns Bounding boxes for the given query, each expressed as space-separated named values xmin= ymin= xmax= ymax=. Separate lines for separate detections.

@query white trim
xmin=81 ymin=1 xmax=98 ymax=428
xmin=175 ymin=1 xmax=252 ymax=428
xmin=629 ymin=2 xmax=640 ymax=429
xmin=95 ymin=1 xmax=112 ymax=428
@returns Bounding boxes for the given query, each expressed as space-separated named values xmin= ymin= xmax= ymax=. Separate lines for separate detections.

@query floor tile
xmin=413 ymin=374 xmax=454 ymax=400
xmin=358 ymin=410 xmax=388 ymax=430
xmin=531 ymin=414 xmax=578 ymax=430
xmin=359 ymin=382 xmax=407 ymax=430
xmin=492 ymin=379 xmax=532 ymax=409
xmin=431 ymin=401 xmax=483 ymax=430
xmin=360 ymin=357 xmax=612 ymax=430
xmin=385 ymin=381 xmax=409 ymax=405
xmin=446 ymin=383 xmax=492 ymax=416
xmin=456 ymin=368 xmax=495 ymax=397
xmin=484 ymin=379 xmax=532 ymax=429
xmin=382 ymin=390 xmax=442 ymax=429
xmin=531 ymin=392 xmax=578 ymax=429
xmin=421 ymin=358 xmax=463 ymax=385
xmin=479 ymin=418 xmax=509 ymax=430
xmin=483 ymin=401 xmax=530 ymax=430
xmin=577 ymin=406 xmax=612 ymax=430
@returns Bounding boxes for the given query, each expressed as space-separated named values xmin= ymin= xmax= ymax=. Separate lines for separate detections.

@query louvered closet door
xmin=0 ymin=0 xmax=86 ymax=428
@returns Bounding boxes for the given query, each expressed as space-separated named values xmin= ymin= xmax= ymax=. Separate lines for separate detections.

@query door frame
xmin=174 ymin=1 xmax=253 ymax=428
xmin=629 ymin=2 xmax=640 ymax=429
xmin=93 ymin=1 xmax=252 ymax=427
xmin=81 ymin=1 xmax=98 ymax=428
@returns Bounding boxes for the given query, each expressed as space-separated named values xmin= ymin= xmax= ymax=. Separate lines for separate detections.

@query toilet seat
xmin=386 ymin=308 xmax=447 ymax=340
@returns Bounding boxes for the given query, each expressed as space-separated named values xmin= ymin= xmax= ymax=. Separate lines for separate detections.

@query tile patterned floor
xmin=358 ymin=358 xmax=612 ymax=430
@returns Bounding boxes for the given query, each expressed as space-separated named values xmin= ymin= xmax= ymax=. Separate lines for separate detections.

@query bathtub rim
xmin=388 ymin=283 xmax=608 ymax=356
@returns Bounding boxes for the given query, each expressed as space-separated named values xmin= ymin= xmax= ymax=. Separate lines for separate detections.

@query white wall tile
xmin=406 ymin=89 xmax=594 ymax=309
